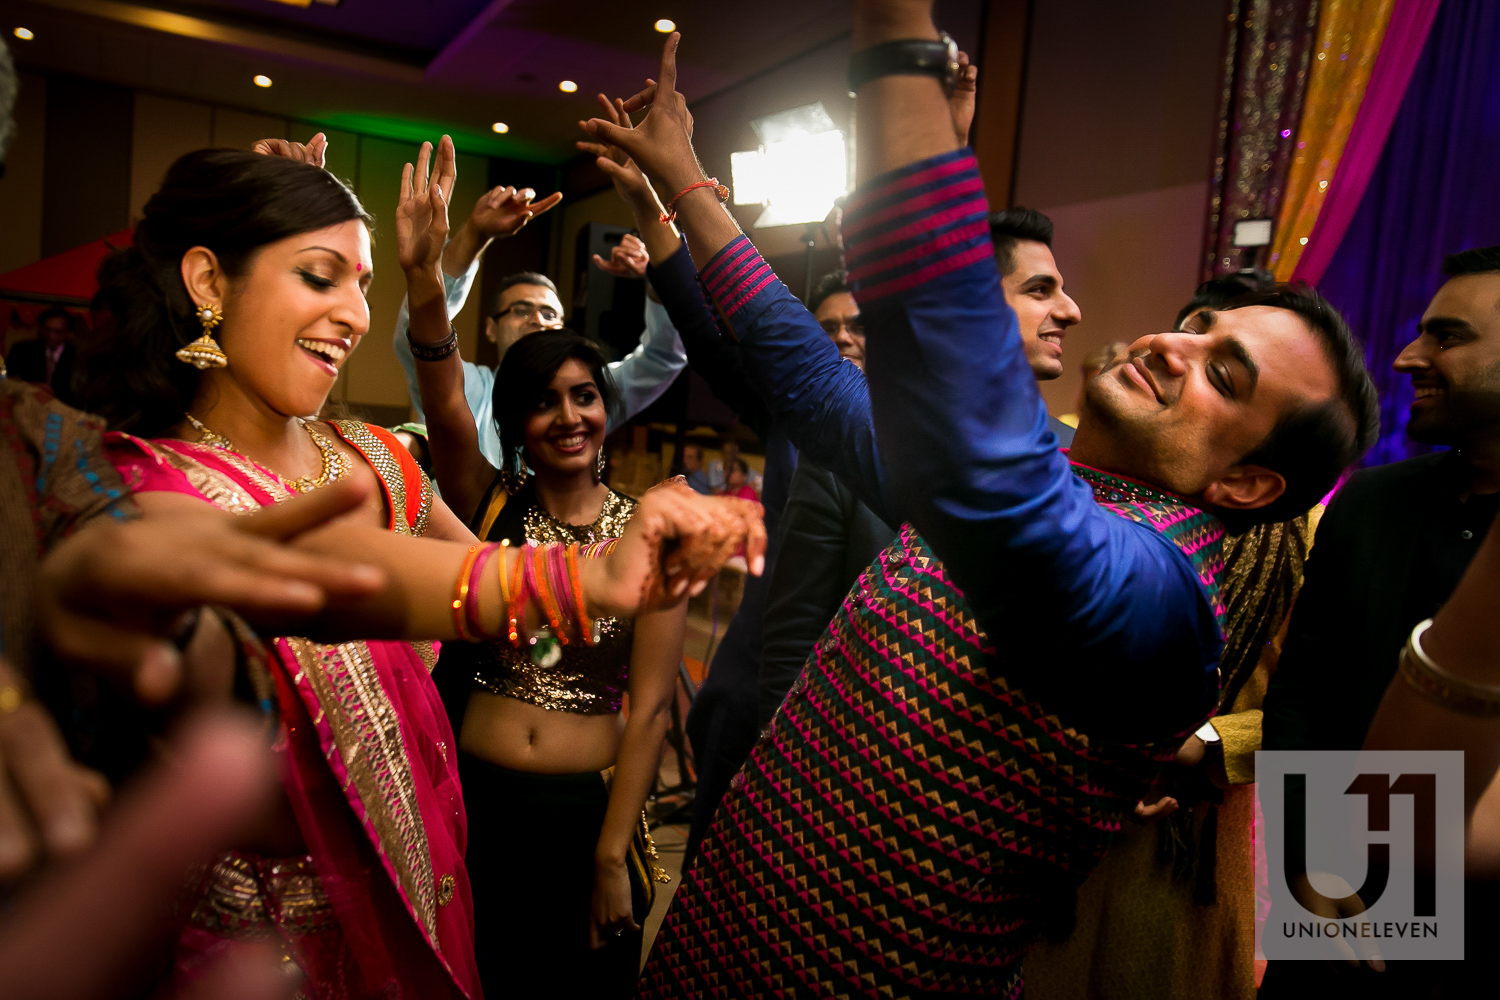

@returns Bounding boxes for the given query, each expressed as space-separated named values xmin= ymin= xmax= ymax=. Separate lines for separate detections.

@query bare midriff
xmin=459 ymin=689 xmax=624 ymax=773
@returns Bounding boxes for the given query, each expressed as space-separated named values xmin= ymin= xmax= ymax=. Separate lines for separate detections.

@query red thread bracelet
xmin=660 ymin=177 xmax=729 ymax=224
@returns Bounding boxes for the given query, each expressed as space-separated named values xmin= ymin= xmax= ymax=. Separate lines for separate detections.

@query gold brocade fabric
xmin=187 ymin=851 xmax=336 ymax=939
xmin=1272 ymin=0 xmax=1395 ymax=278
xmin=472 ymin=489 xmax=637 ymax=715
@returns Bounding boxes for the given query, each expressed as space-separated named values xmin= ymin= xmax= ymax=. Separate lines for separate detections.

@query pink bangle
xmin=465 ymin=543 xmax=499 ymax=639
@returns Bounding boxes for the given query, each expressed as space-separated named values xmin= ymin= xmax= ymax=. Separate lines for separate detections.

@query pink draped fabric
xmin=106 ymin=432 xmax=481 ymax=1000
xmin=1290 ymin=0 xmax=1444 ymax=286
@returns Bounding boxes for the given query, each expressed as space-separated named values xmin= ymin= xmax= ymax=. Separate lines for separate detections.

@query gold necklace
xmin=184 ymin=413 xmax=352 ymax=493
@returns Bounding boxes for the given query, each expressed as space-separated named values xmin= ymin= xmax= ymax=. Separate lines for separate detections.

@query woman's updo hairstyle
xmin=83 ymin=149 xmax=371 ymax=434
xmin=493 ymin=329 xmax=615 ymax=484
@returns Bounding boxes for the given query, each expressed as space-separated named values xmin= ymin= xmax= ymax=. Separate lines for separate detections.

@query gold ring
xmin=0 ymin=685 xmax=25 ymax=715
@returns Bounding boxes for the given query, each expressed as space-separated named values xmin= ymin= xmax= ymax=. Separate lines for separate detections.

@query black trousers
xmin=460 ymin=753 xmax=646 ymax=999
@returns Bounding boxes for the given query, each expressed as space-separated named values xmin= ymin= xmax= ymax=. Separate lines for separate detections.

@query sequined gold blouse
xmin=471 ymin=488 xmax=637 ymax=715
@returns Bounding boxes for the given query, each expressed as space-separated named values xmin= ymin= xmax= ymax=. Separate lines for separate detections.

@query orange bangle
xmin=508 ymin=543 xmax=527 ymax=646
xmin=452 ymin=544 xmax=482 ymax=642
xmin=566 ymin=543 xmax=594 ymax=646
xmin=659 ymin=177 xmax=729 ymax=224
xmin=531 ymin=544 xmax=568 ymax=645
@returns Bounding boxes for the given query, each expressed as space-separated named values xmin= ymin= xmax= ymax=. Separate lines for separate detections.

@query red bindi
xmin=355 ymin=263 xmax=363 ymax=272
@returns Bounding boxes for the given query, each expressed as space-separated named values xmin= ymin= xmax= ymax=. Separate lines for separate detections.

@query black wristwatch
xmin=847 ymin=32 xmax=960 ymax=97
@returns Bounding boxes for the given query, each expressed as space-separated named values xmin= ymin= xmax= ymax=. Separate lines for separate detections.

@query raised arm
xmin=394 ymin=181 xmax=562 ymax=421
xmin=584 ymin=43 xmax=893 ymax=521
xmin=838 ymin=2 xmax=1218 ymax=733
xmin=397 ymin=136 xmax=496 ymax=524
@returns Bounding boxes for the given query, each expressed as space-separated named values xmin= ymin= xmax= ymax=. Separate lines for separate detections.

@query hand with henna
xmin=583 ymin=479 xmax=766 ymax=618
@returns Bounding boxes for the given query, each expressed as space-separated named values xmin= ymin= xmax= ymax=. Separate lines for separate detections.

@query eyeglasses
xmin=819 ymin=318 xmax=864 ymax=336
xmin=494 ymin=301 xmax=561 ymax=323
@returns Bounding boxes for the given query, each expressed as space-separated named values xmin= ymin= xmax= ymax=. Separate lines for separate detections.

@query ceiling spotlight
xmin=655 ymin=19 xmax=676 ymax=33
xmin=558 ymin=80 xmax=578 ymax=93
xmin=492 ymin=122 xmax=509 ymax=134
xmin=253 ymin=74 xmax=273 ymax=88
xmin=13 ymin=27 xmax=34 ymax=40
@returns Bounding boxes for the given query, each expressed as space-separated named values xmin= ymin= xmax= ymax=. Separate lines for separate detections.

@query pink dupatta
xmin=106 ymin=425 xmax=480 ymax=1000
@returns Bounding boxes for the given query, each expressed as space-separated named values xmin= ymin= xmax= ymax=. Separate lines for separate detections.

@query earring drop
xmin=176 ymin=303 xmax=229 ymax=369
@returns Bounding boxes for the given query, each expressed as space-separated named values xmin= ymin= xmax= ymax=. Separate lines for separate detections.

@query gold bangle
xmin=1397 ymin=618 xmax=1500 ymax=717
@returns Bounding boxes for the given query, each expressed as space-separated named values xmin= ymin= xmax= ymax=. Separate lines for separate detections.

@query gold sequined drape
xmin=1270 ymin=0 xmax=1396 ymax=278
xmin=1203 ymin=0 xmax=1322 ymax=280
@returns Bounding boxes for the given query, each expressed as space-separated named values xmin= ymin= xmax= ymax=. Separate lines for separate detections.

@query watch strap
xmin=847 ymin=33 xmax=959 ymax=96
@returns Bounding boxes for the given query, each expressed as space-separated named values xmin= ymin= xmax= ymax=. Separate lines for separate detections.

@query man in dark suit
xmin=759 ymin=216 xmax=1082 ymax=723
xmin=1263 ymin=244 xmax=1500 ymax=752
xmin=1260 ymin=245 xmax=1500 ymax=996
xmin=6 ymin=306 xmax=78 ymax=406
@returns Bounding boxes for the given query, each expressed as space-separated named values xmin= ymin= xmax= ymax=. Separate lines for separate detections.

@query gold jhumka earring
xmin=176 ymin=303 xmax=229 ymax=369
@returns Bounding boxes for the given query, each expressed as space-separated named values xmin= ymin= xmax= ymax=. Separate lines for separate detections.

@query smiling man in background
xmin=1264 ymin=245 xmax=1500 ymax=754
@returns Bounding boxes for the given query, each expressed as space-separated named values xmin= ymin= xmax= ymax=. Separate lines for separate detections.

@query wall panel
xmin=0 ymin=72 xmax=47 ymax=275
xmin=130 ymin=94 xmax=212 ymax=223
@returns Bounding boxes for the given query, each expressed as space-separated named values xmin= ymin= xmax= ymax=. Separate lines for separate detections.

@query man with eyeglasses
xmin=393 ymin=193 xmax=687 ymax=468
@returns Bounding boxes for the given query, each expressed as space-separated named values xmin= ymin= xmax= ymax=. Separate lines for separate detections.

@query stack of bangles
xmin=450 ymin=539 xmax=616 ymax=647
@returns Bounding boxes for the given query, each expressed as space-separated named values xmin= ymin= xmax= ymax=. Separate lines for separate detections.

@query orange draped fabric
xmin=1271 ymin=0 xmax=1396 ymax=279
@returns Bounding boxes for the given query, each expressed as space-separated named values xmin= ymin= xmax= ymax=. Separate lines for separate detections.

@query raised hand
xmin=593 ymin=233 xmax=650 ymax=280
xmin=396 ymin=136 xmax=455 ymax=282
xmin=251 ymin=132 xmax=328 ymax=168
xmin=468 ymin=185 xmax=563 ymax=240
xmin=583 ymin=33 xmax=706 ymax=196
xmin=585 ymin=479 xmax=766 ymax=618
xmin=577 ymin=94 xmax=664 ymax=219
xmin=950 ymin=51 xmax=978 ymax=145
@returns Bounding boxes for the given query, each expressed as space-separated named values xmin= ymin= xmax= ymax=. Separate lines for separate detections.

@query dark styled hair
xmin=489 ymin=271 xmax=559 ymax=318
xmin=82 ymin=149 xmax=370 ymax=434
xmin=36 ymin=305 xmax=75 ymax=332
xmin=989 ymin=207 xmax=1053 ymax=277
xmin=1174 ymin=269 xmax=1277 ymax=329
xmin=731 ymin=457 xmax=749 ymax=476
xmin=492 ymin=328 xmax=615 ymax=481
xmin=1442 ymin=245 xmax=1500 ymax=278
xmin=1218 ymin=286 xmax=1379 ymax=531
xmin=808 ymin=270 xmax=850 ymax=314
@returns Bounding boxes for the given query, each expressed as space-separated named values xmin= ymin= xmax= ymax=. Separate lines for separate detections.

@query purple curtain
xmin=1316 ymin=0 xmax=1500 ymax=465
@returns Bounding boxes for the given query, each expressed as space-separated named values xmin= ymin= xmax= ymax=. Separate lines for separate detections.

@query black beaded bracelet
xmin=409 ymin=325 xmax=458 ymax=362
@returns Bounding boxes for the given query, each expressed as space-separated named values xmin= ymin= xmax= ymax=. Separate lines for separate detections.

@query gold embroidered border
xmin=331 ymin=420 xmax=432 ymax=537
xmin=285 ymin=637 xmax=440 ymax=945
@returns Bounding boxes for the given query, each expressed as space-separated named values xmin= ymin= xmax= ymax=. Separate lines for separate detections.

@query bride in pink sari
xmin=87 ymin=147 xmax=483 ymax=999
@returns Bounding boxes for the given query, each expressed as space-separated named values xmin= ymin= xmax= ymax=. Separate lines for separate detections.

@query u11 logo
xmin=1256 ymin=751 xmax=1463 ymax=961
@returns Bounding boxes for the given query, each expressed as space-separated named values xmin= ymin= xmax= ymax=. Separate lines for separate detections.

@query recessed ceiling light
xmin=492 ymin=122 xmax=509 ymax=134
xmin=558 ymin=80 xmax=578 ymax=93
xmin=13 ymin=27 xmax=34 ymax=40
xmin=253 ymin=74 xmax=273 ymax=88
xmin=655 ymin=19 xmax=676 ymax=33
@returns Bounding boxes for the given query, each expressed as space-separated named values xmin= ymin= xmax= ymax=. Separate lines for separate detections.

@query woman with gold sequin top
xmin=402 ymin=141 xmax=687 ymax=997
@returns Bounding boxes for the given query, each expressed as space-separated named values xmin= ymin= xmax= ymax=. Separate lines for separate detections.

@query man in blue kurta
xmin=588 ymin=11 xmax=1379 ymax=995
